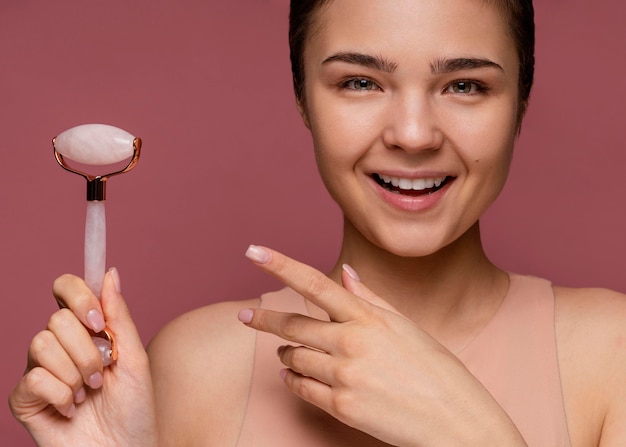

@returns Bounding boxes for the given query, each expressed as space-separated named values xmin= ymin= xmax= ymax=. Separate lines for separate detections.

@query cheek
xmin=446 ymin=103 xmax=517 ymax=209
xmin=451 ymin=101 xmax=517 ymax=167
xmin=467 ymin=129 xmax=515 ymax=208
xmin=310 ymin=128 xmax=353 ymax=199
xmin=307 ymin=100 xmax=379 ymax=178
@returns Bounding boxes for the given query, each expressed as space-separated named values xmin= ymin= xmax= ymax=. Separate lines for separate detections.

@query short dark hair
xmin=288 ymin=0 xmax=332 ymax=104
xmin=485 ymin=0 xmax=535 ymax=119
xmin=289 ymin=0 xmax=535 ymax=120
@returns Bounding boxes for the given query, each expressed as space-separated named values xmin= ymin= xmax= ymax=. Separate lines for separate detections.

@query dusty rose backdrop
xmin=1 ymin=1 xmax=624 ymax=444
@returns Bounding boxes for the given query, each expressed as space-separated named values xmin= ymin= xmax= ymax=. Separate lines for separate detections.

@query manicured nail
xmin=238 ymin=309 xmax=254 ymax=324
xmin=87 ymin=371 xmax=103 ymax=389
xmin=108 ymin=267 xmax=121 ymax=293
xmin=86 ymin=309 xmax=106 ymax=333
xmin=279 ymin=369 xmax=288 ymax=380
xmin=342 ymin=263 xmax=361 ymax=281
xmin=74 ymin=387 xmax=86 ymax=404
xmin=245 ymin=245 xmax=271 ymax=264
xmin=66 ymin=403 xmax=76 ymax=418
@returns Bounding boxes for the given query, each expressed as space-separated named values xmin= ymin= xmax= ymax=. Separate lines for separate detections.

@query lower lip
xmin=369 ymin=177 xmax=452 ymax=212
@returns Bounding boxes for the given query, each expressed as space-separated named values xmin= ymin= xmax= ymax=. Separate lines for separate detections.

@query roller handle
xmin=85 ymin=201 xmax=114 ymax=366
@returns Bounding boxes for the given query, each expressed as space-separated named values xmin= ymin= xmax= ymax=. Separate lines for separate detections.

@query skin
xmin=294 ymin=0 xmax=518 ymax=337
xmin=9 ymin=271 xmax=158 ymax=447
xmin=9 ymin=0 xmax=626 ymax=446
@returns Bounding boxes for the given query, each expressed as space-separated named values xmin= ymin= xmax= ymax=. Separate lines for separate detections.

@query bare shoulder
xmin=148 ymin=298 xmax=260 ymax=446
xmin=554 ymin=286 xmax=626 ymax=446
xmin=555 ymin=286 xmax=626 ymax=353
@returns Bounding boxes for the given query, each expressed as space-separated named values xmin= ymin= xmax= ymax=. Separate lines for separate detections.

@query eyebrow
xmin=322 ymin=52 xmax=398 ymax=73
xmin=322 ymin=53 xmax=503 ymax=76
xmin=429 ymin=57 xmax=503 ymax=74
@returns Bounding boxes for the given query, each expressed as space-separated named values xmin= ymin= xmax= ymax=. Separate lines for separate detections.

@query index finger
xmin=53 ymin=274 xmax=106 ymax=333
xmin=245 ymin=245 xmax=365 ymax=322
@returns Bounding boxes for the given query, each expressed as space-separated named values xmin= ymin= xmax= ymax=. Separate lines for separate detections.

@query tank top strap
xmin=260 ymin=287 xmax=310 ymax=313
xmin=236 ymin=288 xmax=334 ymax=446
xmin=458 ymin=273 xmax=572 ymax=446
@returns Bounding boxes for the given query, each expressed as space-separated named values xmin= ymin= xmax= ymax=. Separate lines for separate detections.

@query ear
xmin=296 ymin=98 xmax=311 ymax=129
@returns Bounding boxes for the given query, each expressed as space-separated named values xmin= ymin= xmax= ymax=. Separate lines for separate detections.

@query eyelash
xmin=444 ymin=80 xmax=489 ymax=95
xmin=337 ymin=77 xmax=490 ymax=95
xmin=338 ymin=77 xmax=381 ymax=91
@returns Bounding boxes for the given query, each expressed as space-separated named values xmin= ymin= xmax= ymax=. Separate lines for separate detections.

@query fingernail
xmin=108 ymin=267 xmax=121 ymax=293
xmin=279 ymin=369 xmax=288 ymax=380
xmin=238 ymin=309 xmax=254 ymax=323
xmin=245 ymin=245 xmax=271 ymax=264
xmin=66 ymin=403 xmax=76 ymax=418
xmin=342 ymin=263 xmax=361 ymax=281
xmin=74 ymin=387 xmax=86 ymax=404
xmin=87 ymin=371 xmax=103 ymax=389
xmin=86 ymin=309 xmax=106 ymax=333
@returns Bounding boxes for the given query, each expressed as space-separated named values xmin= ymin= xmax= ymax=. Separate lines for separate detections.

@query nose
xmin=381 ymin=91 xmax=443 ymax=153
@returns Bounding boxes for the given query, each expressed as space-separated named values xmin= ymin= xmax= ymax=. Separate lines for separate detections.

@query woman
xmin=10 ymin=0 xmax=626 ymax=445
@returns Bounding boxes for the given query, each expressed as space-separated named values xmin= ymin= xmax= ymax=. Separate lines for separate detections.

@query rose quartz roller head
xmin=53 ymin=124 xmax=141 ymax=365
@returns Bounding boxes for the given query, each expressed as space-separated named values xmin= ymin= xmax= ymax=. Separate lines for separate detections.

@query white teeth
xmin=399 ymin=178 xmax=412 ymax=189
xmin=378 ymin=175 xmax=446 ymax=191
xmin=413 ymin=179 xmax=426 ymax=190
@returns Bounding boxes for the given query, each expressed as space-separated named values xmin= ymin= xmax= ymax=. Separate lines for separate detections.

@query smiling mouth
xmin=373 ymin=174 xmax=451 ymax=196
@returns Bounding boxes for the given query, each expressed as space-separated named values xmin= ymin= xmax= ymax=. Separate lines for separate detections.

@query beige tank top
xmin=236 ymin=273 xmax=571 ymax=446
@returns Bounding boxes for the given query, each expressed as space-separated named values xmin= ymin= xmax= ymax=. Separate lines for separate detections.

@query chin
xmin=345 ymin=215 xmax=473 ymax=260
xmin=370 ymin=235 xmax=451 ymax=260
xmin=388 ymin=246 xmax=443 ymax=260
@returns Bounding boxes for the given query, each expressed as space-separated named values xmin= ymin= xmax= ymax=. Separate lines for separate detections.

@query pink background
xmin=1 ymin=1 xmax=624 ymax=444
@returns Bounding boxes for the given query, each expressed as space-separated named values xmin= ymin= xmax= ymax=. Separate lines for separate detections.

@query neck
xmin=325 ymin=218 xmax=509 ymax=347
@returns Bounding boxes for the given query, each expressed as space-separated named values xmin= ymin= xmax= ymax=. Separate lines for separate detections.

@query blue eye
xmin=342 ymin=78 xmax=380 ymax=91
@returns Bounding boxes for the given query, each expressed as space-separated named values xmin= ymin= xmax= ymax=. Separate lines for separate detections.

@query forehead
xmin=307 ymin=0 xmax=516 ymax=70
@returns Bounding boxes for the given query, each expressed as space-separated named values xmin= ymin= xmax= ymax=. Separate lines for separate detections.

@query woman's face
xmin=300 ymin=0 xmax=520 ymax=257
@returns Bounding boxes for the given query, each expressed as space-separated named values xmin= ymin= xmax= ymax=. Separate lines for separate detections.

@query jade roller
xmin=53 ymin=124 xmax=141 ymax=365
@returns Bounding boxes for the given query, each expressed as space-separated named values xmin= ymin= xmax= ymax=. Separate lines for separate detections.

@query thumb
xmin=99 ymin=268 xmax=145 ymax=362
xmin=340 ymin=264 xmax=400 ymax=314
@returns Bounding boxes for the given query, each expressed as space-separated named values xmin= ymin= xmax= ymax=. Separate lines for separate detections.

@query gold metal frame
xmin=102 ymin=328 xmax=118 ymax=362
xmin=52 ymin=137 xmax=142 ymax=201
